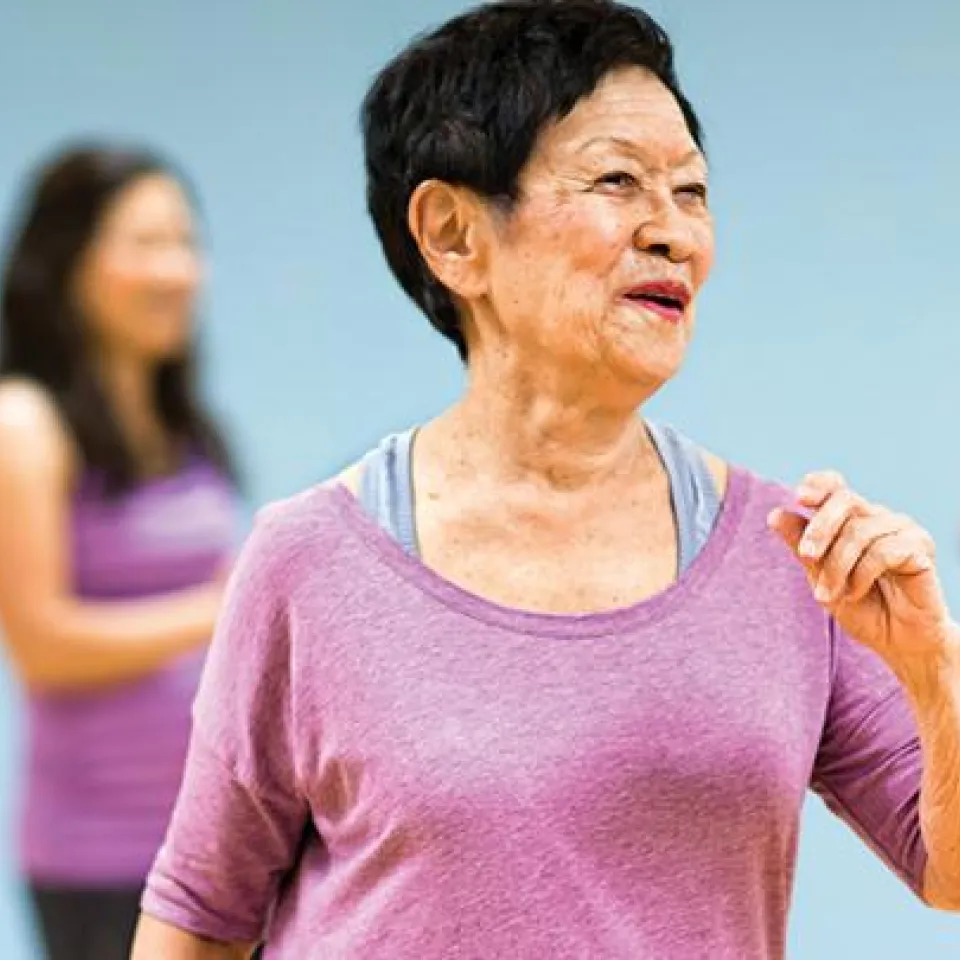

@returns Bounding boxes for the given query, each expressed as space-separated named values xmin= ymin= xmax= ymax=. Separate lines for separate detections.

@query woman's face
xmin=74 ymin=173 xmax=202 ymax=363
xmin=479 ymin=67 xmax=714 ymax=395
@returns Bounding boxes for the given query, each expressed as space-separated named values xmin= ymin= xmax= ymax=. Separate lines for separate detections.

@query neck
xmin=95 ymin=350 xmax=166 ymax=461
xmin=430 ymin=348 xmax=661 ymax=491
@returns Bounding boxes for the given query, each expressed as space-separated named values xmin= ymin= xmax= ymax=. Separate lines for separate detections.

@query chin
xmin=602 ymin=314 xmax=690 ymax=379
xmin=606 ymin=341 xmax=688 ymax=394
xmin=140 ymin=321 xmax=192 ymax=361
xmin=141 ymin=336 xmax=190 ymax=364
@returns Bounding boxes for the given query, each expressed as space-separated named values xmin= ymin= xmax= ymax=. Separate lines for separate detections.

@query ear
xmin=407 ymin=179 xmax=490 ymax=300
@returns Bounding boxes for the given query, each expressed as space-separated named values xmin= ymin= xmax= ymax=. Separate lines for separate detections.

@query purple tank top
xmin=19 ymin=457 xmax=239 ymax=884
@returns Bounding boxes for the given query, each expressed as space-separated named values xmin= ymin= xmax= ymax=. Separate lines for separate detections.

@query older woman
xmin=132 ymin=1 xmax=960 ymax=957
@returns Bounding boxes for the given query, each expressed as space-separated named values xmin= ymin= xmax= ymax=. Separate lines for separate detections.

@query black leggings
xmin=30 ymin=884 xmax=142 ymax=960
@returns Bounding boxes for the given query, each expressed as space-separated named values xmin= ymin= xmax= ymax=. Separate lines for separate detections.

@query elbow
xmin=2 ymin=622 xmax=79 ymax=693
xmin=924 ymin=892 xmax=960 ymax=913
xmin=18 ymin=666 xmax=77 ymax=694
xmin=3 ymin=635 xmax=47 ymax=689
xmin=922 ymin=864 xmax=960 ymax=912
xmin=7 ymin=654 xmax=70 ymax=693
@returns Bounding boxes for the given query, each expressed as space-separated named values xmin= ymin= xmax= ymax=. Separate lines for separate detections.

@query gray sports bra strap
xmin=357 ymin=421 xmax=721 ymax=573
xmin=645 ymin=421 xmax=721 ymax=573
xmin=357 ymin=429 xmax=419 ymax=555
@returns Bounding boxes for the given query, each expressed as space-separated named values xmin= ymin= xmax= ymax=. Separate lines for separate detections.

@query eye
xmin=594 ymin=171 xmax=639 ymax=191
xmin=122 ymin=230 xmax=198 ymax=253
xmin=675 ymin=182 xmax=708 ymax=203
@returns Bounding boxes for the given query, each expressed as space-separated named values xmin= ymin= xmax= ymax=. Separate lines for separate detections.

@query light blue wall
xmin=1 ymin=1 xmax=958 ymax=955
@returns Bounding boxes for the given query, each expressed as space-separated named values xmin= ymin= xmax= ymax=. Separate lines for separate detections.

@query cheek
xmin=550 ymin=201 xmax=628 ymax=276
xmin=691 ymin=220 xmax=716 ymax=290
xmin=102 ymin=258 xmax=147 ymax=297
xmin=98 ymin=266 xmax=149 ymax=327
xmin=76 ymin=257 xmax=132 ymax=334
xmin=548 ymin=209 xmax=633 ymax=339
xmin=510 ymin=200 xmax=628 ymax=306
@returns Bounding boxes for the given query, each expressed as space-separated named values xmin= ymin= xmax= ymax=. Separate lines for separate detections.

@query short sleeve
xmin=141 ymin=506 xmax=310 ymax=944
xmin=810 ymin=618 xmax=928 ymax=897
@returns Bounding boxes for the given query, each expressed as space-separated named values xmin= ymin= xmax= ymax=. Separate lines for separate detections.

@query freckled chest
xmin=415 ymin=474 xmax=678 ymax=614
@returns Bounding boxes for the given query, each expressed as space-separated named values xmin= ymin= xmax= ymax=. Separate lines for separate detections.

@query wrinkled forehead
xmin=531 ymin=67 xmax=705 ymax=173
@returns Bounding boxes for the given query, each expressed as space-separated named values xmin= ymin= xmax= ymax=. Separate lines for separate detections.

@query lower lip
xmin=622 ymin=297 xmax=686 ymax=325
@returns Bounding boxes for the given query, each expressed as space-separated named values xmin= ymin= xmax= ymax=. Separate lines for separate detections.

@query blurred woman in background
xmin=0 ymin=145 xmax=240 ymax=960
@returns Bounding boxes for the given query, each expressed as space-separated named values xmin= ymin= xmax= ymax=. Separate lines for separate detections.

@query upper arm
xmin=0 ymin=380 xmax=75 ymax=669
xmin=811 ymin=618 xmax=927 ymax=897
xmin=140 ymin=506 xmax=310 ymax=944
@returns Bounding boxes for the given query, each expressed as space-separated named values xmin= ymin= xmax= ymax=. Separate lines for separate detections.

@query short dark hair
xmin=0 ymin=144 xmax=237 ymax=494
xmin=361 ymin=0 xmax=703 ymax=362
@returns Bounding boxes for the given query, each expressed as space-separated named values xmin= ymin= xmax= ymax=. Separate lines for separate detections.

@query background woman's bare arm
xmin=132 ymin=914 xmax=256 ymax=960
xmin=0 ymin=380 xmax=224 ymax=691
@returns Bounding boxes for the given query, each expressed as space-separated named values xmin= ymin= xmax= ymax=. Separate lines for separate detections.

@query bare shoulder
xmin=321 ymin=459 xmax=365 ymax=496
xmin=0 ymin=377 xmax=61 ymax=432
xmin=702 ymin=449 xmax=730 ymax=497
xmin=0 ymin=378 xmax=75 ymax=484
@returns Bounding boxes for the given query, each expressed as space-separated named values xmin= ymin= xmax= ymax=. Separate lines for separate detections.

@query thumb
xmin=767 ymin=506 xmax=811 ymax=559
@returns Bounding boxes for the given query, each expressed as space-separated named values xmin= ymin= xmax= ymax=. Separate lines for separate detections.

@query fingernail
xmin=799 ymin=539 xmax=817 ymax=558
xmin=767 ymin=509 xmax=780 ymax=527
xmin=814 ymin=583 xmax=830 ymax=602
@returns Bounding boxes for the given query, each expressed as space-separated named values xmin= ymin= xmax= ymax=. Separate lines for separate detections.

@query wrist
xmin=894 ymin=622 xmax=960 ymax=712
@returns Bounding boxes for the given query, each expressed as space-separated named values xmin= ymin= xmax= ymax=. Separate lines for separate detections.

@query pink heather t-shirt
xmin=142 ymin=465 xmax=925 ymax=958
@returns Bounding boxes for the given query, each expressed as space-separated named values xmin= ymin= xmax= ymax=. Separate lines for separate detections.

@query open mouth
xmin=622 ymin=282 xmax=690 ymax=324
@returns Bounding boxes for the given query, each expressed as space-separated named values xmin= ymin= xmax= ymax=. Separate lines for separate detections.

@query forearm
xmin=6 ymin=584 xmax=223 ymax=692
xmin=897 ymin=627 xmax=960 ymax=910
xmin=132 ymin=914 xmax=255 ymax=960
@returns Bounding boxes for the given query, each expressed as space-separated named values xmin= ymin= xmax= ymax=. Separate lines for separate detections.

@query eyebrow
xmin=576 ymin=136 xmax=704 ymax=170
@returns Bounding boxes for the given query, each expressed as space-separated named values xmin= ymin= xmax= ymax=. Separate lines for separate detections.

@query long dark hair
xmin=0 ymin=144 xmax=237 ymax=494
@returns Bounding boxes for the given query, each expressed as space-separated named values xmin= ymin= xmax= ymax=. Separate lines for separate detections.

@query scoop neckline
xmin=326 ymin=463 xmax=751 ymax=639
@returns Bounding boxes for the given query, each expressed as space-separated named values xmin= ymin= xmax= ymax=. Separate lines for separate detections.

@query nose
xmin=633 ymin=199 xmax=697 ymax=264
xmin=151 ymin=243 xmax=201 ymax=289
